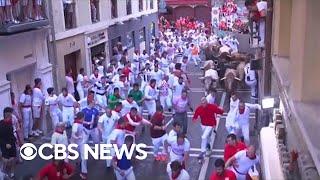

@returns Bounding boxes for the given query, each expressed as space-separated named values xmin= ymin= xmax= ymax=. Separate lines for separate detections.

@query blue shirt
xmin=82 ymin=107 xmax=99 ymax=129
xmin=118 ymin=154 xmax=132 ymax=170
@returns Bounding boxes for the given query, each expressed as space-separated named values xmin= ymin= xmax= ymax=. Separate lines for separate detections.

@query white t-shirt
xmin=51 ymin=131 xmax=69 ymax=146
xmin=108 ymin=128 xmax=125 ymax=146
xmin=71 ymin=123 xmax=84 ymax=144
xmin=257 ymin=1 xmax=267 ymax=13
xmin=99 ymin=111 xmax=120 ymax=140
xmin=206 ymin=94 xmax=216 ymax=104
xmin=19 ymin=93 xmax=32 ymax=106
xmin=76 ymin=74 xmax=84 ymax=90
xmin=167 ymin=130 xmax=178 ymax=142
xmin=229 ymin=98 xmax=240 ymax=113
xmin=45 ymin=95 xmax=60 ymax=112
xmin=58 ymin=93 xmax=76 ymax=107
xmin=144 ymin=85 xmax=158 ymax=101
xmin=90 ymin=74 xmax=102 ymax=84
xmin=168 ymin=138 xmax=190 ymax=162
xmin=121 ymin=100 xmax=139 ymax=116
xmin=32 ymin=87 xmax=44 ymax=106
xmin=204 ymin=69 xmax=219 ymax=80
xmin=234 ymin=150 xmax=259 ymax=174
xmin=150 ymin=70 xmax=164 ymax=84
xmin=172 ymin=82 xmax=185 ymax=97
xmin=166 ymin=163 xmax=190 ymax=180
xmin=65 ymin=76 xmax=75 ymax=94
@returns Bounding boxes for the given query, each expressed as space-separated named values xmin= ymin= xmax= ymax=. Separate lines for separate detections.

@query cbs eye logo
xmin=20 ymin=143 xmax=37 ymax=161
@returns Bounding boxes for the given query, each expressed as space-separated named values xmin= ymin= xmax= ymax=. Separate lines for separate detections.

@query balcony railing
xmin=0 ymin=0 xmax=49 ymax=34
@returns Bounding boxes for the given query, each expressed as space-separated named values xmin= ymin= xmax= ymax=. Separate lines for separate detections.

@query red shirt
xmin=193 ymin=104 xmax=224 ymax=127
xmin=38 ymin=162 xmax=74 ymax=180
xmin=210 ymin=169 xmax=236 ymax=180
xmin=224 ymin=141 xmax=247 ymax=161
xmin=124 ymin=114 xmax=142 ymax=132
xmin=150 ymin=112 xmax=166 ymax=138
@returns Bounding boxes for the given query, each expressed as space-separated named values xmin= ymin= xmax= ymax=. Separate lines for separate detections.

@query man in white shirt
xmin=98 ymin=107 xmax=120 ymax=168
xmin=225 ymin=146 xmax=259 ymax=180
xmin=166 ymin=160 xmax=190 ymax=180
xmin=172 ymin=76 xmax=186 ymax=99
xmin=144 ymin=79 xmax=158 ymax=119
xmin=45 ymin=87 xmax=62 ymax=129
xmin=58 ymin=88 xmax=77 ymax=128
xmin=76 ymin=68 xmax=85 ymax=100
xmin=206 ymin=88 xmax=217 ymax=105
xmin=32 ymin=78 xmax=45 ymax=135
xmin=92 ymin=76 xmax=109 ymax=110
xmin=89 ymin=68 xmax=102 ymax=85
xmin=234 ymin=101 xmax=261 ymax=144
xmin=150 ymin=64 xmax=164 ymax=86
xmin=245 ymin=0 xmax=267 ymax=47
xmin=244 ymin=63 xmax=257 ymax=99
xmin=165 ymin=133 xmax=190 ymax=167
xmin=226 ymin=92 xmax=240 ymax=134
xmin=121 ymin=95 xmax=139 ymax=116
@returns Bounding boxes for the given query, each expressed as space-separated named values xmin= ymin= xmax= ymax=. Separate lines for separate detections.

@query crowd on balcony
xmin=0 ymin=0 xmax=45 ymax=25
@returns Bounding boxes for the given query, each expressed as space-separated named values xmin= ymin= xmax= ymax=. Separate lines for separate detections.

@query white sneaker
xmin=36 ymin=129 xmax=43 ymax=134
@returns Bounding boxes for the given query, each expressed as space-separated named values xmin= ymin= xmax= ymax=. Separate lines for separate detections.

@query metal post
xmin=264 ymin=0 xmax=273 ymax=96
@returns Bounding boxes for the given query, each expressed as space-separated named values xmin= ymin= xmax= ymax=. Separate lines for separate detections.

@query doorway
xmin=64 ymin=50 xmax=80 ymax=99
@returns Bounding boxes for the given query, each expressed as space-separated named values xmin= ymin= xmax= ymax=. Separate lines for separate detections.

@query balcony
xmin=0 ymin=1 xmax=49 ymax=34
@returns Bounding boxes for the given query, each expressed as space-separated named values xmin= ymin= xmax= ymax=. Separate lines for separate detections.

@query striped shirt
xmin=93 ymin=81 xmax=108 ymax=95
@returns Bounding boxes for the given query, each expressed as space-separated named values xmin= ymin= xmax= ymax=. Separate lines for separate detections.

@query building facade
xmin=49 ymin=0 xmax=158 ymax=92
xmin=0 ymin=2 xmax=52 ymax=132
xmin=265 ymin=0 xmax=320 ymax=179
xmin=160 ymin=0 xmax=211 ymax=22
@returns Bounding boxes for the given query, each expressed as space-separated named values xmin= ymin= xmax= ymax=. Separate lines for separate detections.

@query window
xmin=139 ymin=0 xmax=143 ymax=11
xmin=150 ymin=22 xmax=155 ymax=37
xmin=127 ymin=31 xmax=135 ymax=48
xmin=139 ymin=27 xmax=146 ymax=42
xmin=63 ymin=0 xmax=76 ymax=29
xmin=111 ymin=0 xmax=117 ymax=18
xmin=126 ymin=0 xmax=132 ymax=15
xmin=150 ymin=0 xmax=154 ymax=9
xmin=91 ymin=0 xmax=100 ymax=23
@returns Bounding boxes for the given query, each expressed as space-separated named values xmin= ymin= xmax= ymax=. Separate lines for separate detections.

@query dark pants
xmin=174 ymin=112 xmax=188 ymax=134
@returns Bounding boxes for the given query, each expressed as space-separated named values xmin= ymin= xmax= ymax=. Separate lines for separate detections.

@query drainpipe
xmin=47 ymin=0 xmax=59 ymax=90
xmin=264 ymin=0 xmax=273 ymax=97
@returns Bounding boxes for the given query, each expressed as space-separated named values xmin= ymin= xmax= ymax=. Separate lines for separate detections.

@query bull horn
xmin=235 ymin=77 xmax=241 ymax=81
xmin=199 ymin=77 xmax=205 ymax=80
xmin=221 ymin=77 xmax=226 ymax=81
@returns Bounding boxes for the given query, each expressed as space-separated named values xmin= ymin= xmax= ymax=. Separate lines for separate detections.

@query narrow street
xmin=14 ymin=61 xmax=255 ymax=180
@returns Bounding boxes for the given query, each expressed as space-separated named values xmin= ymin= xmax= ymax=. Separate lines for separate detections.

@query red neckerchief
xmin=239 ymin=108 xmax=245 ymax=114
xmin=55 ymin=129 xmax=64 ymax=134
xmin=171 ymin=168 xmax=182 ymax=180
xmin=74 ymin=119 xmax=82 ymax=124
xmin=3 ymin=118 xmax=13 ymax=126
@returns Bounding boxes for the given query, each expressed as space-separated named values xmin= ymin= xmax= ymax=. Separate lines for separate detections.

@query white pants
xmin=160 ymin=95 xmax=172 ymax=110
xmin=77 ymin=86 xmax=85 ymax=100
xmin=103 ymin=137 xmax=114 ymax=168
xmin=152 ymin=134 xmax=168 ymax=156
xmin=22 ymin=108 xmax=33 ymax=138
xmin=200 ymin=125 xmax=213 ymax=153
xmin=237 ymin=123 xmax=250 ymax=144
xmin=115 ymin=167 xmax=136 ymax=180
xmin=259 ymin=20 xmax=265 ymax=47
xmin=62 ymin=107 xmax=74 ymax=127
xmin=191 ymin=55 xmax=201 ymax=65
xmin=145 ymin=100 xmax=156 ymax=116
xmin=81 ymin=128 xmax=100 ymax=173
xmin=96 ymin=94 xmax=107 ymax=108
xmin=245 ymin=79 xmax=257 ymax=97
xmin=49 ymin=109 xmax=62 ymax=128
